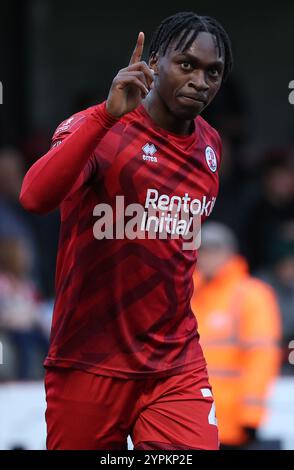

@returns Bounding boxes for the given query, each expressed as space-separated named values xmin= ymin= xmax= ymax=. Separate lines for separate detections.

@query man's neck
xmin=143 ymin=92 xmax=194 ymax=136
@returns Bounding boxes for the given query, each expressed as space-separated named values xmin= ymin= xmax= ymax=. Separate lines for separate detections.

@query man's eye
xmin=181 ymin=62 xmax=192 ymax=71
xmin=209 ymin=68 xmax=220 ymax=78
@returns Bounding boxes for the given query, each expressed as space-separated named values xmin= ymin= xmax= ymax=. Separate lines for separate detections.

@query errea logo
xmin=142 ymin=143 xmax=158 ymax=163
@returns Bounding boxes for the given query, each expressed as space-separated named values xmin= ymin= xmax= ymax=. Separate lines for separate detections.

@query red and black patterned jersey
xmin=21 ymin=102 xmax=222 ymax=379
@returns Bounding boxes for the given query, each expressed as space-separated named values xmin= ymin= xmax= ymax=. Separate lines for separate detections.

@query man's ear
xmin=148 ymin=53 xmax=159 ymax=74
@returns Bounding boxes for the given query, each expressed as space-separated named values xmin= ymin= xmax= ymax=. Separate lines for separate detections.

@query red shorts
xmin=45 ymin=366 xmax=219 ymax=450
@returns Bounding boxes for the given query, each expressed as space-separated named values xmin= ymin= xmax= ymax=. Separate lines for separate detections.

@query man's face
xmin=198 ymin=246 xmax=232 ymax=280
xmin=150 ymin=31 xmax=224 ymax=120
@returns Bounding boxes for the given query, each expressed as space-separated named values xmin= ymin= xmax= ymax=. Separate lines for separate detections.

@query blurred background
xmin=0 ymin=0 xmax=293 ymax=450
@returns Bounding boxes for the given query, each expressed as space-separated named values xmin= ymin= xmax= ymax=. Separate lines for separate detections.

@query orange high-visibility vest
xmin=192 ymin=255 xmax=281 ymax=445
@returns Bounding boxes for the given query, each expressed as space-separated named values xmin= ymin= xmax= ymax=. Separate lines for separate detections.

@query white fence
xmin=0 ymin=377 xmax=294 ymax=450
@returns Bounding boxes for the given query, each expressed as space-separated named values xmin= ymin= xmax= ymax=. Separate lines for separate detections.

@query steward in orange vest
xmin=192 ymin=222 xmax=281 ymax=448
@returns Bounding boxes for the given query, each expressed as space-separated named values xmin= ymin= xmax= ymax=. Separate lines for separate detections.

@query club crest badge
xmin=205 ymin=146 xmax=217 ymax=173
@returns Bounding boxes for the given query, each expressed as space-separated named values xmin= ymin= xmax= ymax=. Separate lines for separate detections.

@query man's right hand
xmin=106 ymin=32 xmax=154 ymax=118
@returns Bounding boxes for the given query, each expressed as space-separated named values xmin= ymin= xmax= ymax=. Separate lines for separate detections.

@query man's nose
xmin=189 ymin=70 xmax=209 ymax=91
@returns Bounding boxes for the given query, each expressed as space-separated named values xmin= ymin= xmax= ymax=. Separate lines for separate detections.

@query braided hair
xmin=149 ymin=12 xmax=233 ymax=81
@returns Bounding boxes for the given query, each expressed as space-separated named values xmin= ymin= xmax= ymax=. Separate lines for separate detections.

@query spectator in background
xmin=244 ymin=149 xmax=294 ymax=272
xmin=0 ymin=236 xmax=49 ymax=380
xmin=192 ymin=222 xmax=281 ymax=449
xmin=258 ymin=220 xmax=294 ymax=372
xmin=0 ymin=147 xmax=59 ymax=298
xmin=0 ymin=147 xmax=37 ymax=273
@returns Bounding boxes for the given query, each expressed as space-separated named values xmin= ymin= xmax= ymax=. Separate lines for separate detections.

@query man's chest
xmin=98 ymin=130 xmax=220 ymax=210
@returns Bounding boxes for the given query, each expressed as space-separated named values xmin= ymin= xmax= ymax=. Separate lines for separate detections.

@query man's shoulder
xmin=118 ymin=106 xmax=143 ymax=127
xmin=52 ymin=107 xmax=93 ymax=140
xmin=195 ymin=114 xmax=221 ymax=145
xmin=236 ymin=275 xmax=279 ymax=312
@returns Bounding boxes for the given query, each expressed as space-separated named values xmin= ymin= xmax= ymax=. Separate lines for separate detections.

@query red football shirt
xmin=21 ymin=102 xmax=222 ymax=379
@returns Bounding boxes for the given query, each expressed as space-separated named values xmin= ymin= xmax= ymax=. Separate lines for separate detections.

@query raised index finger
xmin=129 ymin=32 xmax=145 ymax=65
